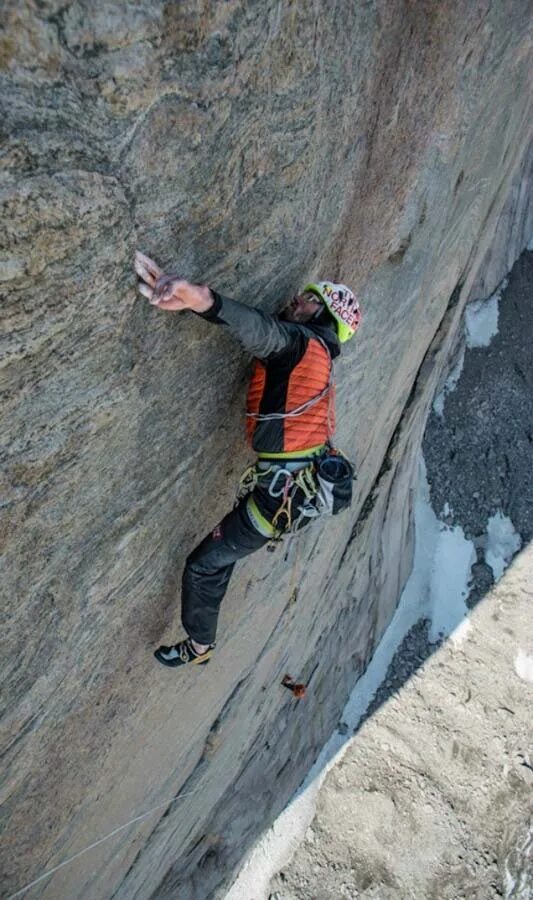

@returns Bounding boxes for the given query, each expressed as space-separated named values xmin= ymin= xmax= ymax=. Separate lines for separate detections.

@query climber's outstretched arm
xmin=135 ymin=251 xmax=294 ymax=359
xmin=198 ymin=292 xmax=295 ymax=358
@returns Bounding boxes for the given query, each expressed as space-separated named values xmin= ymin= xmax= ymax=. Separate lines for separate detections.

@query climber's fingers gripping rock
xmin=134 ymin=250 xmax=161 ymax=289
xmin=134 ymin=250 xmax=215 ymax=314
xmin=137 ymin=282 xmax=155 ymax=300
xmin=134 ymin=251 xmax=187 ymax=310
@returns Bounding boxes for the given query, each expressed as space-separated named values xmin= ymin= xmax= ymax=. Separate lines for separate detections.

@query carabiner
xmin=268 ymin=468 xmax=293 ymax=497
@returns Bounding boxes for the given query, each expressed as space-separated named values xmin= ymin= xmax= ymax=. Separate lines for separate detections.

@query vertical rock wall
xmin=1 ymin=2 xmax=531 ymax=898
xmin=469 ymin=141 xmax=533 ymax=301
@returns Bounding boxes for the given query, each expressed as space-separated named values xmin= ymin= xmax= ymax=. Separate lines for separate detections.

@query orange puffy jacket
xmin=198 ymin=292 xmax=341 ymax=455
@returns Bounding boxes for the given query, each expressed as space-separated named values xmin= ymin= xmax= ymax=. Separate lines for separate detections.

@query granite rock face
xmin=1 ymin=2 xmax=532 ymax=898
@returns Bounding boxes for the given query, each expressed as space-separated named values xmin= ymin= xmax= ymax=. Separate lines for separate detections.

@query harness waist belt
xmin=245 ymin=496 xmax=276 ymax=537
xmin=257 ymin=443 xmax=325 ymax=461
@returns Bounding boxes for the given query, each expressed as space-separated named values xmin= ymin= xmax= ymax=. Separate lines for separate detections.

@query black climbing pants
xmin=181 ymin=496 xmax=269 ymax=645
xmin=181 ymin=471 xmax=313 ymax=645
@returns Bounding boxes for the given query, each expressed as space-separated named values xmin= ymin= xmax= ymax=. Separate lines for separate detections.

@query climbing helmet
xmin=304 ymin=281 xmax=361 ymax=343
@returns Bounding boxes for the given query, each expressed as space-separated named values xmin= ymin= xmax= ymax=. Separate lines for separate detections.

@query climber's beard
xmin=280 ymin=293 xmax=322 ymax=323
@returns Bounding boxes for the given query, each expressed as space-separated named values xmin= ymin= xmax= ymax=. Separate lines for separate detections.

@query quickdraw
xmin=236 ymin=463 xmax=262 ymax=501
xmin=271 ymin=473 xmax=294 ymax=534
xmin=237 ymin=460 xmax=322 ymax=550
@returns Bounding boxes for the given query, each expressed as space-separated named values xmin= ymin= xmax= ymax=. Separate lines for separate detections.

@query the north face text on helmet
xmin=303 ymin=281 xmax=362 ymax=342
xmin=321 ymin=284 xmax=361 ymax=332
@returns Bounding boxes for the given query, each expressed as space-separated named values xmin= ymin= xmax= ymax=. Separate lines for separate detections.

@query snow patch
xmin=433 ymin=274 xmax=508 ymax=419
xmin=428 ymin=524 xmax=476 ymax=643
xmin=504 ymin=827 xmax=533 ymax=899
xmin=433 ymin=393 xmax=445 ymax=417
xmin=465 ymin=295 xmax=499 ymax=347
xmin=433 ymin=345 xmax=465 ymax=417
xmin=514 ymin=650 xmax=533 ymax=684
xmin=485 ymin=512 xmax=521 ymax=582
xmin=465 ymin=278 xmax=506 ymax=348
xmin=448 ymin=617 xmax=473 ymax=649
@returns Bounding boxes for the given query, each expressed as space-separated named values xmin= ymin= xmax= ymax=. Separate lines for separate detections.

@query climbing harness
xmin=236 ymin=459 xmax=318 ymax=548
xmin=236 ymin=444 xmax=355 ymax=550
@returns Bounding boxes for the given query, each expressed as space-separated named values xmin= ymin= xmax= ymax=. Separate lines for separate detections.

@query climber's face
xmin=282 ymin=290 xmax=323 ymax=323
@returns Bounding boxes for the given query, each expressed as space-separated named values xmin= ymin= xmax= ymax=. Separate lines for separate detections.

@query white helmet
xmin=304 ymin=281 xmax=361 ymax=342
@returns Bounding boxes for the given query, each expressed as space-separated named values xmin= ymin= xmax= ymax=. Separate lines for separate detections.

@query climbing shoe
xmin=154 ymin=638 xmax=215 ymax=668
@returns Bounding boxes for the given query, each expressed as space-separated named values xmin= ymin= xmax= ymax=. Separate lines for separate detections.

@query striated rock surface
xmin=469 ymin=141 xmax=533 ymax=301
xmin=1 ymin=2 xmax=532 ymax=898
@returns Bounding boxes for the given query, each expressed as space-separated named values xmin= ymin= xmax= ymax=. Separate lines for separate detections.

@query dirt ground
xmin=266 ymin=253 xmax=533 ymax=899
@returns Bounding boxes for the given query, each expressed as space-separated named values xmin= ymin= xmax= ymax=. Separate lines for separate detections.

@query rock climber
xmin=134 ymin=250 xmax=361 ymax=668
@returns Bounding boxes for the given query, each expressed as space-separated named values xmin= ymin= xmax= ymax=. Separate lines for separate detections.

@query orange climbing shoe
xmin=154 ymin=638 xmax=215 ymax=668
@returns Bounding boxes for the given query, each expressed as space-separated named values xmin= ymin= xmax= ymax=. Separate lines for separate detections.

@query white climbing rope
xmin=7 ymin=696 xmax=218 ymax=900
xmin=7 ymin=783 xmax=204 ymax=899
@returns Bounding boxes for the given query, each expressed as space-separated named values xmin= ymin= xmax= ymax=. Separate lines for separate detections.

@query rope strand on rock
xmin=7 ymin=783 xmax=207 ymax=900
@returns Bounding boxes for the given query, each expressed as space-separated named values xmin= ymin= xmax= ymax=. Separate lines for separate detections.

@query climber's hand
xmin=150 ymin=274 xmax=191 ymax=310
xmin=135 ymin=250 xmax=161 ymax=299
xmin=134 ymin=251 xmax=185 ymax=308
xmin=135 ymin=250 xmax=213 ymax=313
xmin=135 ymin=250 xmax=163 ymax=296
xmin=149 ymin=274 xmax=213 ymax=313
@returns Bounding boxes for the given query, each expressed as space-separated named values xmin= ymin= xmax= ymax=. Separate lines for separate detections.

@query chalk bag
xmin=315 ymin=452 xmax=355 ymax=516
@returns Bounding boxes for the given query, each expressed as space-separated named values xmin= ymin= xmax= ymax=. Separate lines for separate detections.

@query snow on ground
xmin=225 ymin=456 xmax=477 ymax=900
xmin=434 ymin=276 xmax=508 ymax=418
xmin=504 ymin=827 xmax=533 ymax=900
xmin=514 ymin=650 xmax=533 ymax=684
xmin=465 ymin=278 xmax=506 ymax=348
xmin=432 ymin=345 xmax=465 ymax=417
xmin=465 ymin=295 xmax=499 ymax=347
xmin=486 ymin=511 xmax=522 ymax=582
xmin=424 ymin=493 xmax=475 ymax=646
